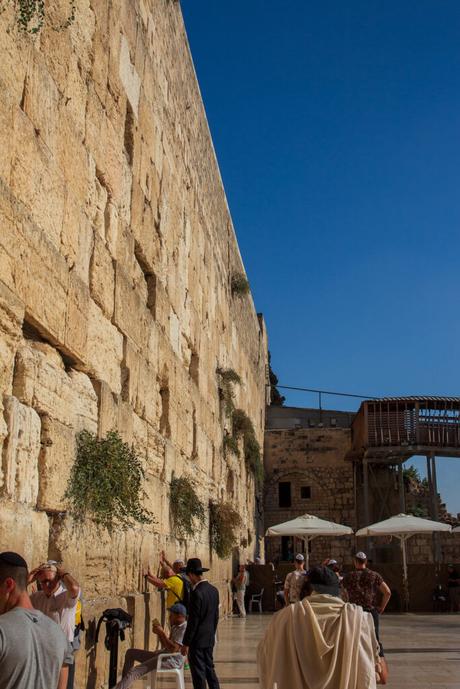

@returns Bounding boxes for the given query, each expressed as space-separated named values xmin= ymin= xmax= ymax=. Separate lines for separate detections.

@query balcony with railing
xmin=351 ymin=397 xmax=460 ymax=461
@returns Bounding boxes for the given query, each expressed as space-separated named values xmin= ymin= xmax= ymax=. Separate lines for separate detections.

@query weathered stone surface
xmin=2 ymin=396 xmax=40 ymax=505
xmin=0 ymin=280 xmax=24 ymax=395
xmin=0 ymin=500 xmax=49 ymax=566
xmin=86 ymin=300 xmax=123 ymax=394
xmin=0 ymin=3 xmax=269 ymax=687
xmin=90 ymin=233 xmax=115 ymax=318
xmin=38 ymin=416 xmax=75 ymax=512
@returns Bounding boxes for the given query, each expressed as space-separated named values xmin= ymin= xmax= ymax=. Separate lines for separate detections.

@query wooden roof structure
xmin=350 ymin=397 xmax=460 ymax=463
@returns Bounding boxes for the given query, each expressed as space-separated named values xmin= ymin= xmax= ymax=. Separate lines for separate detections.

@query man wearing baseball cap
xmin=258 ymin=565 xmax=388 ymax=688
xmin=180 ymin=558 xmax=220 ymax=689
xmin=0 ymin=551 xmax=73 ymax=689
xmin=343 ymin=552 xmax=391 ymax=658
xmin=114 ymin=602 xmax=187 ymax=689
xmin=283 ymin=553 xmax=307 ymax=605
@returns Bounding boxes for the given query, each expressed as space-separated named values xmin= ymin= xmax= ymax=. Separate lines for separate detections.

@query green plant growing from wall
xmin=169 ymin=475 xmax=206 ymax=538
xmin=231 ymin=408 xmax=264 ymax=489
xmin=64 ymin=430 xmax=153 ymax=532
xmin=209 ymin=501 xmax=241 ymax=559
xmin=217 ymin=367 xmax=241 ymax=417
xmin=1 ymin=0 xmax=75 ymax=34
xmin=223 ymin=432 xmax=240 ymax=457
xmin=231 ymin=272 xmax=250 ymax=297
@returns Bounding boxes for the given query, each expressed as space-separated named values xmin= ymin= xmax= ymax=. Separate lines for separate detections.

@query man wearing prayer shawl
xmin=257 ymin=566 xmax=387 ymax=689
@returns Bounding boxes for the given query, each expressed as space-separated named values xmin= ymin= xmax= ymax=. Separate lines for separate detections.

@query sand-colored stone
xmin=0 ymin=2 xmax=269 ymax=686
xmin=38 ymin=415 xmax=75 ymax=512
xmin=2 ymin=396 xmax=40 ymax=505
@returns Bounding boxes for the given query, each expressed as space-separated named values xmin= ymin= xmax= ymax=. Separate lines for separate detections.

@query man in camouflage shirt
xmin=343 ymin=552 xmax=391 ymax=656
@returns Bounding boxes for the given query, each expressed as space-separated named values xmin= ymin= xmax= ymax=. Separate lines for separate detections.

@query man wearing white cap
xmin=343 ymin=552 xmax=391 ymax=657
xmin=284 ymin=554 xmax=307 ymax=604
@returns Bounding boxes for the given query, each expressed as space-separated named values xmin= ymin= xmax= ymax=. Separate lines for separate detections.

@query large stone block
xmin=119 ymin=34 xmax=141 ymax=118
xmin=68 ymin=370 xmax=98 ymax=434
xmin=10 ymin=110 xmax=65 ymax=249
xmin=10 ymin=214 xmax=69 ymax=347
xmin=114 ymin=264 xmax=149 ymax=349
xmin=64 ymin=272 xmax=90 ymax=364
xmin=86 ymin=300 xmax=123 ymax=394
xmin=2 ymin=396 xmax=40 ymax=505
xmin=12 ymin=342 xmax=72 ymax=425
xmin=90 ymin=233 xmax=115 ymax=318
xmin=0 ymin=280 xmax=24 ymax=395
xmin=38 ymin=416 xmax=75 ymax=512
xmin=93 ymin=380 xmax=119 ymax=437
xmin=61 ymin=195 xmax=94 ymax=282
xmin=0 ymin=500 xmax=49 ymax=566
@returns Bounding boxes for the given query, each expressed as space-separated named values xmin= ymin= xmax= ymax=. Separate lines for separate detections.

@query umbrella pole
xmin=400 ymin=535 xmax=409 ymax=612
xmin=304 ymin=537 xmax=309 ymax=570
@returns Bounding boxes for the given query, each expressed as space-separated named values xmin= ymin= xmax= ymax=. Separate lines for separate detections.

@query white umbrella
xmin=265 ymin=513 xmax=353 ymax=568
xmin=453 ymin=526 xmax=460 ymax=533
xmin=356 ymin=513 xmax=451 ymax=610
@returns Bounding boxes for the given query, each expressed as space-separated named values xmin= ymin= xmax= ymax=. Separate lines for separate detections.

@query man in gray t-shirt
xmin=0 ymin=551 xmax=72 ymax=689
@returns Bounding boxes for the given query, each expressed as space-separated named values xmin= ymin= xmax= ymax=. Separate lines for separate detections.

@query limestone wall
xmin=0 ymin=1 xmax=268 ymax=685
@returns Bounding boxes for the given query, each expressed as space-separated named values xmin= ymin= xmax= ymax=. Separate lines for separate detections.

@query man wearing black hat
xmin=180 ymin=558 xmax=220 ymax=689
xmin=0 ymin=551 xmax=73 ymax=689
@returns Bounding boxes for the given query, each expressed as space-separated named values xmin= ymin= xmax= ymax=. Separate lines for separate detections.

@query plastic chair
xmin=249 ymin=588 xmax=264 ymax=613
xmin=147 ymin=653 xmax=185 ymax=689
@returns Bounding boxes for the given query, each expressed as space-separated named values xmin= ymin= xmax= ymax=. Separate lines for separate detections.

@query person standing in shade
xmin=180 ymin=558 xmax=220 ymax=689
xmin=232 ymin=564 xmax=249 ymax=618
xmin=283 ymin=554 xmax=307 ymax=604
xmin=342 ymin=551 xmax=391 ymax=657
xmin=0 ymin=552 xmax=73 ymax=689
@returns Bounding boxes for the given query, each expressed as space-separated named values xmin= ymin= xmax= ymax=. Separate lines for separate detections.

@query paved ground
xmin=142 ymin=612 xmax=460 ymax=688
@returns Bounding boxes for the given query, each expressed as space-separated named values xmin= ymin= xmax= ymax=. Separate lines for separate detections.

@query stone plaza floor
xmin=143 ymin=612 xmax=460 ymax=688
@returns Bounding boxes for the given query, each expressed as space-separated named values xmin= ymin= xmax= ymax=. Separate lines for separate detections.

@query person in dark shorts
xmin=342 ymin=551 xmax=391 ymax=656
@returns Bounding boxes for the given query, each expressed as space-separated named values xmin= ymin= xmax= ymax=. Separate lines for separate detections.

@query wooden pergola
xmin=349 ymin=397 xmax=460 ymax=539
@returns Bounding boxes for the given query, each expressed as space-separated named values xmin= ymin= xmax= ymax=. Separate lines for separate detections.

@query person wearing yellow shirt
xmin=145 ymin=564 xmax=184 ymax=609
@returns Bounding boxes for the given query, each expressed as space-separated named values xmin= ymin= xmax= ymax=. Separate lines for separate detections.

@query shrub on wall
xmin=209 ymin=501 xmax=241 ymax=559
xmin=231 ymin=408 xmax=264 ymax=488
xmin=64 ymin=430 xmax=153 ymax=532
xmin=217 ymin=367 xmax=241 ymax=417
xmin=1 ymin=0 xmax=76 ymax=34
xmin=169 ymin=475 xmax=206 ymax=538
xmin=231 ymin=272 xmax=250 ymax=297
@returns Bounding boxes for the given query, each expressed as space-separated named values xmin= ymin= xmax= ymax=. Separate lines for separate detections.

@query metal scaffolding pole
xmin=398 ymin=463 xmax=405 ymax=513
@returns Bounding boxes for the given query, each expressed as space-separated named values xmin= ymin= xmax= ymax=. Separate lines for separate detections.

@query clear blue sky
xmin=181 ymin=1 xmax=460 ymax=513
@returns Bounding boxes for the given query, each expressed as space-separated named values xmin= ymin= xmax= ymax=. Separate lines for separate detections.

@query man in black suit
xmin=180 ymin=558 xmax=220 ymax=689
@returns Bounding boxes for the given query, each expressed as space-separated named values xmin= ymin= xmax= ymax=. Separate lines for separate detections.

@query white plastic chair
xmin=147 ymin=652 xmax=185 ymax=689
xmin=249 ymin=588 xmax=264 ymax=613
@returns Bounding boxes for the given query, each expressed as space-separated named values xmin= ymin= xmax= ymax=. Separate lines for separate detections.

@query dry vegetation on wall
xmin=0 ymin=0 xmax=75 ymax=33
xmin=169 ymin=475 xmax=206 ymax=538
xmin=65 ymin=430 xmax=153 ymax=532
xmin=231 ymin=272 xmax=250 ymax=297
xmin=217 ymin=367 xmax=263 ymax=488
xmin=209 ymin=501 xmax=242 ymax=559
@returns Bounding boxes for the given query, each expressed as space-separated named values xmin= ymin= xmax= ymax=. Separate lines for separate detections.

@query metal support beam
xmin=398 ymin=463 xmax=405 ymax=513
xmin=363 ymin=458 xmax=371 ymax=555
xmin=431 ymin=456 xmax=439 ymax=520
xmin=426 ymin=455 xmax=433 ymax=519
xmin=363 ymin=458 xmax=370 ymax=526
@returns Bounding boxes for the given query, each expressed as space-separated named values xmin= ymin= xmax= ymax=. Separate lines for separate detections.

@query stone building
xmin=264 ymin=405 xmax=460 ymax=570
xmin=264 ymin=406 xmax=356 ymax=565
xmin=0 ymin=1 xmax=268 ymax=685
